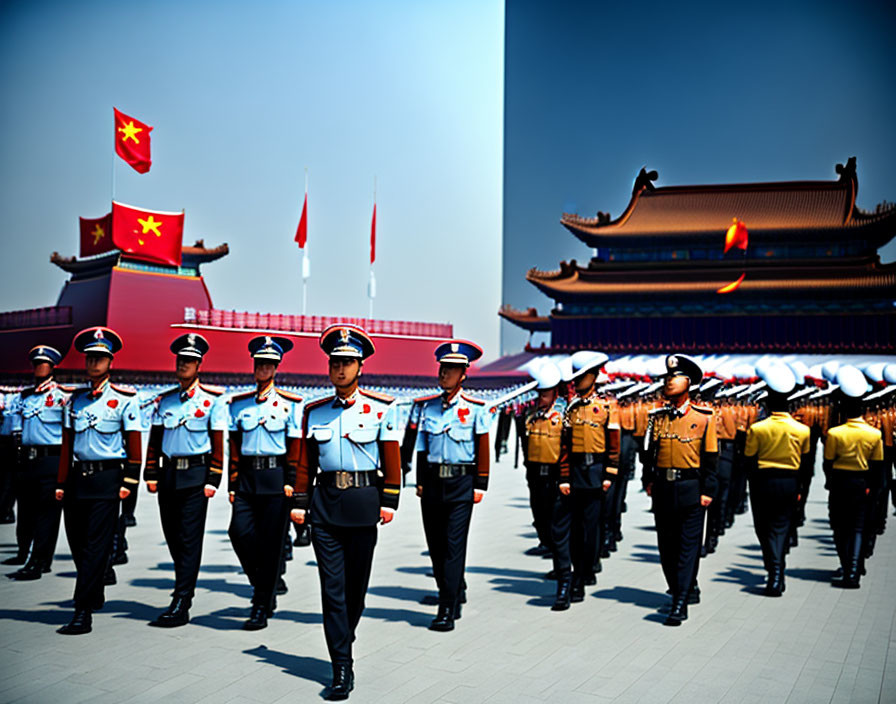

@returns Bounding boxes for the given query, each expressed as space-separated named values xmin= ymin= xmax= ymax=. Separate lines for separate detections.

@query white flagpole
xmin=302 ymin=168 xmax=309 ymax=316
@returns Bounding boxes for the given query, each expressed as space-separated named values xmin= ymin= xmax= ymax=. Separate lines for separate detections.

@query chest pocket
xmin=263 ymin=413 xmax=286 ymax=433
xmin=446 ymin=421 xmax=474 ymax=443
xmin=423 ymin=415 xmax=446 ymax=436
xmin=94 ymin=416 xmax=121 ymax=434
xmin=162 ymin=412 xmax=183 ymax=429
xmin=37 ymin=404 xmax=64 ymax=424
xmin=237 ymin=409 xmax=259 ymax=431
xmin=311 ymin=426 xmax=334 ymax=443
xmin=72 ymin=412 xmax=91 ymax=433
xmin=184 ymin=415 xmax=209 ymax=432
xmin=347 ymin=427 xmax=379 ymax=444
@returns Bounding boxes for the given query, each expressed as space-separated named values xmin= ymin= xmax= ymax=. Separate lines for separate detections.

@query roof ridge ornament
xmin=835 ymin=156 xmax=857 ymax=198
xmin=633 ymin=167 xmax=658 ymax=196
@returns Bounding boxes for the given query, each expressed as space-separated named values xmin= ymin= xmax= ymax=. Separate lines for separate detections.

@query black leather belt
xmin=166 ymin=454 xmax=209 ymax=470
xmin=529 ymin=462 xmax=555 ymax=477
xmin=432 ymin=463 xmax=474 ymax=479
xmin=75 ymin=459 xmax=123 ymax=476
xmin=243 ymin=456 xmax=283 ymax=470
xmin=23 ymin=445 xmax=60 ymax=460
xmin=318 ymin=470 xmax=376 ymax=489
xmin=570 ymin=452 xmax=605 ymax=466
xmin=658 ymin=467 xmax=700 ymax=481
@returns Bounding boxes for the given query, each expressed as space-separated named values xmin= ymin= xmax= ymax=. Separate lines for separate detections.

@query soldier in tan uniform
xmin=642 ymin=354 xmax=717 ymax=626
xmin=824 ymin=366 xmax=885 ymax=589
xmin=562 ymin=351 xmax=618 ymax=603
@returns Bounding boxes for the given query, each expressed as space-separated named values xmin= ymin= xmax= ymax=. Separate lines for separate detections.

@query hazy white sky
xmin=0 ymin=1 xmax=505 ymax=358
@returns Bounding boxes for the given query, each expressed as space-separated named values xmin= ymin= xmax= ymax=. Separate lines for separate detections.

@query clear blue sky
xmin=0 ymin=1 xmax=505 ymax=357
xmin=502 ymin=0 xmax=896 ymax=353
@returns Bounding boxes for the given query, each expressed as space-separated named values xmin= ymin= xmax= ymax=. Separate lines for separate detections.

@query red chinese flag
xmin=114 ymin=108 xmax=153 ymax=174
xmin=294 ymin=193 xmax=308 ymax=248
xmin=79 ymin=212 xmax=114 ymax=257
xmin=724 ymin=218 xmax=749 ymax=254
xmin=111 ymin=201 xmax=184 ymax=266
xmin=370 ymin=203 xmax=376 ymax=264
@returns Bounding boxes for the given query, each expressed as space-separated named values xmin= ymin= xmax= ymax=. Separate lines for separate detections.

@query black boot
xmin=764 ymin=570 xmax=783 ymax=597
xmin=149 ymin=596 xmax=191 ymax=627
xmin=104 ymin=566 xmax=117 ymax=585
xmin=664 ymin=596 xmax=688 ymax=626
xmin=552 ymin=576 xmax=572 ymax=611
xmin=275 ymin=576 xmax=288 ymax=595
xmin=687 ymin=585 xmax=701 ymax=605
xmin=429 ymin=604 xmax=455 ymax=632
xmin=570 ymin=576 xmax=585 ymax=603
xmin=58 ymin=608 xmax=92 ymax=635
xmin=833 ymin=535 xmax=863 ymax=589
xmin=243 ymin=603 xmax=269 ymax=630
xmin=8 ymin=560 xmax=43 ymax=581
xmin=326 ymin=663 xmax=354 ymax=700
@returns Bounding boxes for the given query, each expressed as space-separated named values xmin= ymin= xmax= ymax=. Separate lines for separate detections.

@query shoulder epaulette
xmin=359 ymin=389 xmax=394 ymax=403
xmin=158 ymin=386 xmax=181 ymax=398
xmin=304 ymin=395 xmax=335 ymax=412
xmin=230 ymin=389 xmax=256 ymax=402
xmin=110 ymin=383 xmax=137 ymax=396
xmin=199 ymin=383 xmax=224 ymax=396
xmin=275 ymin=388 xmax=303 ymax=402
xmin=413 ymin=393 xmax=441 ymax=404
xmin=460 ymin=393 xmax=485 ymax=406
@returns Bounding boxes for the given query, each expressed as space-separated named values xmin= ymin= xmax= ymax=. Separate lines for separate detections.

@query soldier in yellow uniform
xmin=642 ymin=354 xmax=717 ymax=626
xmin=519 ymin=361 xmax=571 ymax=610
xmin=824 ymin=366 xmax=885 ymax=589
xmin=743 ymin=364 xmax=811 ymax=596
xmin=562 ymin=351 xmax=617 ymax=603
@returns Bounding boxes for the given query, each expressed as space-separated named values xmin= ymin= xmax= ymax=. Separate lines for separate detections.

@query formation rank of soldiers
xmin=0 ymin=329 xmax=894 ymax=701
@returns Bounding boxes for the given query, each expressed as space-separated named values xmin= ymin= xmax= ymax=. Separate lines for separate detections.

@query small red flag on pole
xmin=295 ymin=193 xmax=308 ymax=249
xmin=113 ymin=108 xmax=153 ymax=174
xmin=370 ymin=203 xmax=377 ymax=264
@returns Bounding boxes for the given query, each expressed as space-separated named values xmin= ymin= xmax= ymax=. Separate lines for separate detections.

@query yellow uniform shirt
xmin=566 ymin=394 xmax=619 ymax=455
xmin=652 ymin=403 xmax=718 ymax=470
xmin=525 ymin=406 xmax=564 ymax=464
xmin=744 ymin=412 xmax=810 ymax=470
xmin=823 ymin=418 xmax=884 ymax=471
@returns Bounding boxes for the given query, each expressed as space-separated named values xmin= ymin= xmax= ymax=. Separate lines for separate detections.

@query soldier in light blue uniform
xmin=55 ymin=327 xmax=145 ymax=635
xmin=144 ymin=333 xmax=228 ymax=627
xmin=6 ymin=346 xmax=72 ymax=580
xmin=228 ymin=335 xmax=303 ymax=630
xmin=290 ymin=324 xmax=403 ymax=701
xmin=410 ymin=339 xmax=491 ymax=632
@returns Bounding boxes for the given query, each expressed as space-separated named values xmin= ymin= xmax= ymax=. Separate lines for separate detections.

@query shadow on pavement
xmin=148 ymin=562 xmax=241 ymax=574
xmin=130 ymin=576 xmax=252 ymax=599
xmin=591 ymin=586 xmax=668 ymax=610
xmin=711 ymin=566 xmax=765 ymax=591
xmin=367 ymin=584 xmax=432 ymax=604
xmin=785 ymin=567 xmax=834 ymax=583
xmin=362 ymin=606 xmax=432 ymax=627
xmin=0 ymin=607 xmax=71 ymax=626
xmin=243 ymin=644 xmax=330 ymax=691
xmin=626 ymin=550 xmax=661 ymax=564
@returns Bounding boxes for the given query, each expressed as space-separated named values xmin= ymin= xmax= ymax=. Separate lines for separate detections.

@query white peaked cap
xmin=529 ymin=360 xmax=562 ymax=390
xmin=884 ymin=364 xmax=896 ymax=385
xmin=835 ymin=365 xmax=870 ymax=398
xmin=821 ymin=360 xmax=841 ymax=382
xmin=760 ymin=363 xmax=797 ymax=395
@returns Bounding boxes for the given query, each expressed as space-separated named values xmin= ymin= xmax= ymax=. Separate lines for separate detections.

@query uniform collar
xmin=180 ymin=379 xmax=200 ymax=402
xmin=575 ymin=390 xmax=599 ymax=406
xmin=255 ymin=381 xmax=275 ymax=403
xmin=333 ymin=389 xmax=358 ymax=408
xmin=771 ymin=411 xmax=792 ymax=419
xmin=35 ymin=377 xmax=56 ymax=394
xmin=442 ymin=387 xmax=462 ymax=408
xmin=89 ymin=377 xmax=110 ymax=399
xmin=667 ymin=400 xmax=690 ymax=418
xmin=847 ymin=416 xmax=867 ymax=424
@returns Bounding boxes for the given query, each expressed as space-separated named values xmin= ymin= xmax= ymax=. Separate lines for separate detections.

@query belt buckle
xmin=539 ymin=466 xmax=550 ymax=477
xmin=666 ymin=468 xmax=678 ymax=481
xmin=438 ymin=464 xmax=451 ymax=479
xmin=83 ymin=463 xmax=95 ymax=477
xmin=28 ymin=448 xmax=38 ymax=461
xmin=176 ymin=458 xmax=189 ymax=470
xmin=335 ymin=471 xmax=351 ymax=489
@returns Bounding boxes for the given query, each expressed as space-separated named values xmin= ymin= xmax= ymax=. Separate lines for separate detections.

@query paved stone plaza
xmin=1 ymin=450 xmax=894 ymax=703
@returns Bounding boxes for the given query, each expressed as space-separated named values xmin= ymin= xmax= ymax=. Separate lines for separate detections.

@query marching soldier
xmin=55 ymin=327 xmax=145 ymax=635
xmin=143 ymin=333 xmax=227 ymax=627
xmin=562 ymin=351 xmax=617 ymax=602
xmin=642 ymin=354 xmax=717 ymax=626
xmin=290 ymin=324 xmax=401 ymax=701
xmin=228 ymin=335 xmax=303 ymax=630
xmin=413 ymin=340 xmax=490 ymax=632
xmin=824 ymin=366 xmax=885 ymax=589
xmin=743 ymin=364 xmax=811 ymax=596
xmin=519 ymin=361 xmax=573 ymax=610
xmin=6 ymin=346 xmax=71 ymax=580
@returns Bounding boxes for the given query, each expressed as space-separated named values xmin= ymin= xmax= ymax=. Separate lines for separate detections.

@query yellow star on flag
xmin=136 ymin=215 xmax=162 ymax=238
xmin=92 ymin=224 xmax=105 ymax=244
xmin=118 ymin=121 xmax=142 ymax=144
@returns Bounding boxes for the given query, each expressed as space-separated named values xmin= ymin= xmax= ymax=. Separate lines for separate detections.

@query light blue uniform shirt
xmin=414 ymin=392 xmax=492 ymax=464
xmin=306 ymin=390 xmax=400 ymax=472
xmin=229 ymin=386 xmax=302 ymax=456
xmin=152 ymin=382 xmax=229 ymax=457
xmin=1 ymin=392 xmax=21 ymax=436
xmin=18 ymin=380 xmax=72 ymax=446
xmin=64 ymin=380 xmax=146 ymax=461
